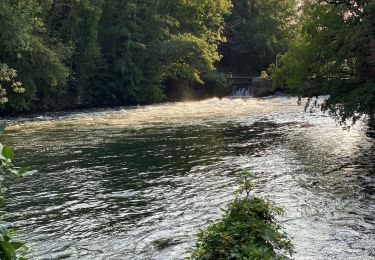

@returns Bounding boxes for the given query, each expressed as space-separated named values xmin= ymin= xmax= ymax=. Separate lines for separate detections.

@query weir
xmin=227 ymin=76 xmax=274 ymax=97
xmin=228 ymin=77 xmax=253 ymax=97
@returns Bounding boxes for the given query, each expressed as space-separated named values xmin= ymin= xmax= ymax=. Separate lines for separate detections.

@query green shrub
xmin=0 ymin=226 xmax=27 ymax=260
xmin=190 ymin=172 xmax=294 ymax=260
xmin=0 ymin=123 xmax=29 ymax=259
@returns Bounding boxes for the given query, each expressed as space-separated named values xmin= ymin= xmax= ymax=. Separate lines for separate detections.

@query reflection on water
xmin=1 ymin=97 xmax=374 ymax=259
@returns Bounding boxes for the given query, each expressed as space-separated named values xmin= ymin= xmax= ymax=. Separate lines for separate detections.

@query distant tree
xmin=46 ymin=0 xmax=103 ymax=106
xmin=0 ymin=0 xmax=232 ymax=112
xmin=98 ymin=0 xmax=232 ymax=104
xmin=98 ymin=0 xmax=165 ymax=104
xmin=221 ymin=0 xmax=297 ymax=75
xmin=0 ymin=0 xmax=69 ymax=112
xmin=161 ymin=0 xmax=232 ymax=82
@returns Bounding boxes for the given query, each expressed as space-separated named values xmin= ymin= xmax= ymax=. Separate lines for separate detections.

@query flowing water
xmin=1 ymin=97 xmax=375 ymax=259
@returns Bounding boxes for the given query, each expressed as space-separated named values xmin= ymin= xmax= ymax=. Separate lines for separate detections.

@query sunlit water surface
xmin=1 ymin=97 xmax=375 ymax=259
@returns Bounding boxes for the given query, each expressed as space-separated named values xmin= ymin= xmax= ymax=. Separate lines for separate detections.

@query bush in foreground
xmin=0 ymin=123 xmax=29 ymax=259
xmin=190 ymin=172 xmax=294 ymax=259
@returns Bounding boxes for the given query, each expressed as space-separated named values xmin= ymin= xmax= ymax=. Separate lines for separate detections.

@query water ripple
xmin=1 ymin=97 xmax=374 ymax=259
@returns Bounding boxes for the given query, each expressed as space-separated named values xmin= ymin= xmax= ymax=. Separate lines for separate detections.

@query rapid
xmin=1 ymin=97 xmax=375 ymax=259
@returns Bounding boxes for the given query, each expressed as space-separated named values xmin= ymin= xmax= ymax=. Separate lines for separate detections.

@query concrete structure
xmin=227 ymin=76 xmax=274 ymax=97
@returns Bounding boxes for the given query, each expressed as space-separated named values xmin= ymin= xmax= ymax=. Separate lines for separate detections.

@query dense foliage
xmin=220 ymin=0 xmax=297 ymax=75
xmin=0 ymin=0 xmax=69 ymax=112
xmin=190 ymin=172 xmax=294 ymax=259
xmin=2 ymin=0 xmax=374 ymax=123
xmin=0 ymin=0 xmax=232 ymax=113
xmin=0 ymin=64 xmax=25 ymax=105
xmin=273 ymin=0 xmax=375 ymax=123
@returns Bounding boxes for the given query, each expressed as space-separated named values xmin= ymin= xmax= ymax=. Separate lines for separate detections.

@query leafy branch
xmin=0 ymin=123 xmax=29 ymax=260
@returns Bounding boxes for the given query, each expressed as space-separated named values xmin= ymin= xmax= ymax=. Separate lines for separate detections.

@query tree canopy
xmin=1 ymin=0 xmax=374 ymax=123
xmin=0 ymin=0 xmax=69 ymax=111
xmin=273 ymin=0 xmax=375 ymax=123
xmin=0 ymin=0 xmax=232 ymax=113
xmin=220 ymin=0 xmax=297 ymax=75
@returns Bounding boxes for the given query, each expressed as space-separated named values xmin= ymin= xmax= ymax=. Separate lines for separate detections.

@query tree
xmin=273 ymin=0 xmax=375 ymax=123
xmin=46 ymin=0 xmax=103 ymax=106
xmin=0 ymin=0 xmax=69 ymax=112
xmin=0 ymin=0 xmax=232 ymax=112
xmin=161 ymin=0 xmax=232 ymax=82
xmin=221 ymin=0 xmax=297 ymax=75
xmin=98 ymin=0 xmax=166 ymax=104
xmin=98 ymin=0 xmax=232 ymax=105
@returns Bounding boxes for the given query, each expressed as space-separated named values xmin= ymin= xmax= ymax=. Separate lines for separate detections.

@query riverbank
xmin=0 ymin=74 xmax=280 ymax=118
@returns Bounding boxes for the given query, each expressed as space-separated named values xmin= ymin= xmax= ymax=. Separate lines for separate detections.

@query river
xmin=1 ymin=97 xmax=375 ymax=259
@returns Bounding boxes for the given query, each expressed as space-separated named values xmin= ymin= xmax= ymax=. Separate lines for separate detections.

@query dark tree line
xmin=0 ymin=0 xmax=233 ymax=113
xmin=220 ymin=0 xmax=296 ymax=75
xmin=0 ymin=0 xmax=298 ymax=114
xmin=1 ymin=0 xmax=373 ymax=123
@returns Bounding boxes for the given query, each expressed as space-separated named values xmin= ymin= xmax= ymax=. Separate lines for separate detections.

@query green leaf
xmin=18 ymin=167 xmax=29 ymax=175
xmin=0 ymin=241 xmax=17 ymax=259
xmin=2 ymin=145 xmax=15 ymax=159
xmin=10 ymin=241 xmax=25 ymax=250
xmin=8 ymin=230 xmax=16 ymax=237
